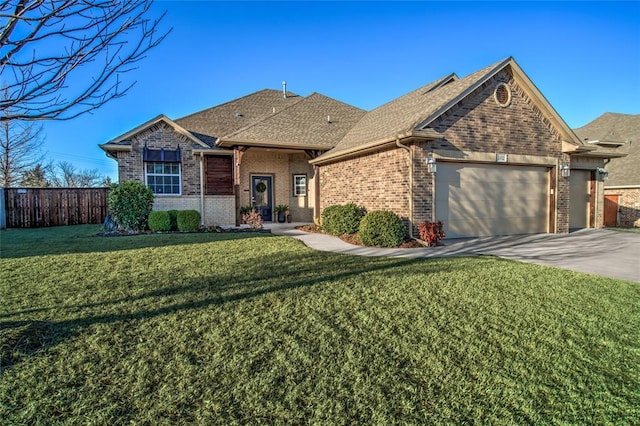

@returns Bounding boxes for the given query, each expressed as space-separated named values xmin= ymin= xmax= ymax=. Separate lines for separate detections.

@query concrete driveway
xmin=270 ymin=225 xmax=640 ymax=282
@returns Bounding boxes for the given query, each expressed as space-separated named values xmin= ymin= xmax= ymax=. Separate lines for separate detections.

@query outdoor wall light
xmin=426 ymin=153 xmax=437 ymax=173
xmin=559 ymin=164 xmax=570 ymax=178
xmin=597 ymin=167 xmax=609 ymax=181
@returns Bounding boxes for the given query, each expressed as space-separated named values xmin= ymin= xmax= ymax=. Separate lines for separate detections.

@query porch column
xmin=199 ymin=152 xmax=205 ymax=226
xmin=233 ymin=147 xmax=246 ymax=226
xmin=313 ymin=164 xmax=320 ymax=224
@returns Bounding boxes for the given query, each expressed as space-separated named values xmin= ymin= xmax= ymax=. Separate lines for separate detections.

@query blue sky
xmin=39 ymin=1 xmax=640 ymax=180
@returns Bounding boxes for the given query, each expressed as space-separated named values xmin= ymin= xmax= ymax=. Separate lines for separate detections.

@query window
xmin=293 ymin=174 xmax=307 ymax=196
xmin=146 ymin=162 xmax=181 ymax=195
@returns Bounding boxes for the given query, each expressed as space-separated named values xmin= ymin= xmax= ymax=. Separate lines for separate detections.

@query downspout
xmin=199 ymin=152 xmax=205 ymax=226
xmin=395 ymin=139 xmax=414 ymax=239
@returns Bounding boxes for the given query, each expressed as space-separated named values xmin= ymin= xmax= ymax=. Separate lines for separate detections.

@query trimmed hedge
xmin=359 ymin=210 xmax=406 ymax=247
xmin=107 ymin=180 xmax=154 ymax=232
xmin=177 ymin=210 xmax=201 ymax=232
xmin=321 ymin=203 xmax=365 ymax=236
xmin=148 ymin=211 xmax=171 ymax=232
xmin=167 ymin=210 xmax=178 ymax=231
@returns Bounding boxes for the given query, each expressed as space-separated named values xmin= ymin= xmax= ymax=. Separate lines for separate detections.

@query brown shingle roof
xmin=574 ymin=113 xmax=640 ymax=186
xmin=319 ymin=59 xmax=508 ymax=159
xmin=174 ymin=89 xmax=303 ymax=146
xmin=219 ymin=93 xmax=366 ymax=149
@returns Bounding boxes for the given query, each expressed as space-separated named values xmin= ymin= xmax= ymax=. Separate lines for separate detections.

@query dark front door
xmin=251 ymin=176 xmax=273 ymax=222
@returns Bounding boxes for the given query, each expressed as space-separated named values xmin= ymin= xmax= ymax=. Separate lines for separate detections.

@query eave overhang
xmin=216 ymin=138 xmax=332 ymax=151
xmin=310 ymin=129 xmax=441 ymax=166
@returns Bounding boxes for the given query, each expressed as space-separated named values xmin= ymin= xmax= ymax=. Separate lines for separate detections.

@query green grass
xmin=1 ymin=225 xmax=639 ymax=424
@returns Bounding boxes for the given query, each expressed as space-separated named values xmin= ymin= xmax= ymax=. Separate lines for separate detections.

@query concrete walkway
xmin=268 ymin=223 xmax=640 ymax=282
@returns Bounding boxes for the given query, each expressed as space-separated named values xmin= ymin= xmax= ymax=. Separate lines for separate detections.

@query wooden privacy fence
xmin=3 ymin=187 xmax=109 ymax=228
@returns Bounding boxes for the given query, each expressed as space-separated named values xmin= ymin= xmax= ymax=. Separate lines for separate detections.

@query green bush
xmin=167 ymin=210 xmax=178 ymax=231
xmin=177 ymin=210 xmax=201 ymax=232
xmin=359 ymin=210 xmax=407 ymax=247
xmin=148 ymin=211 xmax=171 ymax=232
xmin=321 ymin=203 xmax=365 ymax=236
xmin=107 ymin=180 xmax=155 ymax=232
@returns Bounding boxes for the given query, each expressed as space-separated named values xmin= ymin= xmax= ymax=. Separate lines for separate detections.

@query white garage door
xmin=435 ymin=163 xmax=549 ymax=238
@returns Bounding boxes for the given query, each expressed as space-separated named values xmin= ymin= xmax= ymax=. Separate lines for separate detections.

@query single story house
xmin=574 ymin=113 xmax=639 ymax=227
xmin=101 ymin=57 xmax=625 ymax=238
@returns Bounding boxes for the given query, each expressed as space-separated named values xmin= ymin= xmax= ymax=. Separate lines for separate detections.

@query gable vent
xmin=494 ymin=83 xmax=511 ymax=107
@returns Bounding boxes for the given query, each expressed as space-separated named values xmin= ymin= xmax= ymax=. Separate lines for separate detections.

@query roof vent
xmin=282 ymin=81 xmax=287 ymax=98
xmin=234 ymin=112 xmax=243 ymax=118
xmin=494 ymin=83 xmax=511 ymax=107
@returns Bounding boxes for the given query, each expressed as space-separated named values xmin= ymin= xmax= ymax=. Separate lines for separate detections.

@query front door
xmin=604 ymin=194 xmax=619 ymax=227
xmin=251 ymin=176 xmax=273 ymax=222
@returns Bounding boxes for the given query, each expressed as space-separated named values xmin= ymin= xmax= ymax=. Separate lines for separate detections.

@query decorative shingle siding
xmin=605 ymin=188 xmax=640 ymax=227
xmin=319 ymin=147 xmax=410 ymax=222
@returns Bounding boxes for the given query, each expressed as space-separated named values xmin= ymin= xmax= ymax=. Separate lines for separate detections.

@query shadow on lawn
xmin=1 ymin=249 xmax=468 ymax=371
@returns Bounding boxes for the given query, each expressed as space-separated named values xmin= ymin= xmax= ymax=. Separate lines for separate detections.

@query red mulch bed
xmin=296 ymin=224 xmax=425 ymax=248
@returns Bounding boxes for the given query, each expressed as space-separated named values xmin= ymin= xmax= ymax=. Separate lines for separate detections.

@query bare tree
xmin=0 ymin=113 xmax=44 ymax=186
xmin=49 ymin=160 xmax=106 ymax=187
xmin=0 ymin=1 xmax=169 ymax=121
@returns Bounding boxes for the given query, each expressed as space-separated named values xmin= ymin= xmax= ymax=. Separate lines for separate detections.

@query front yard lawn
xmin=1 ymin=226 xmax=638 ymax=424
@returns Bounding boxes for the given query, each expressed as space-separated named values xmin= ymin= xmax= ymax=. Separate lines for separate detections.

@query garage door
xmin=435 ymin=163 xmax=549 ymax=238
xmin=569 ymin=170 xmax=590 ymax=229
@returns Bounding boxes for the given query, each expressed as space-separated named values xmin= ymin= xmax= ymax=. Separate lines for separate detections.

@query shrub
xmin=240 ymin=205 xmax=255 ymax=216
xmin=107 ymin=180 xmax=154 ymax=232
xmin=148 ymin=211 xmax=171 ymax=232
xmin=177 ymin=210 xmax=201 ymax=232
xmin=419 ymin=220 xmax=446 ymax=246
xmin=359 ymin=210 xmax=406 ymax=247
xmin=321 ymin=203 xmax=365 ymax=236
xmin=167 ymin=210 xmax=178 ymax=231
xmin=242 ymin=210 xmax=263 ymax=230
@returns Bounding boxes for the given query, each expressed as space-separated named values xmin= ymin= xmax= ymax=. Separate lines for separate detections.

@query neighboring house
xmin=101 ymin=57 xmax=624 ymax=238
xmin=574 ymin=113 xmax=639 ymax=227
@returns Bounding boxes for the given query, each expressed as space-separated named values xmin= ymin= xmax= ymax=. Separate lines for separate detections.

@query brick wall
xmin=117 ymin=122 xmax=200 ymax=195
xmin=319 ymin=147 xmax=410 ymax=222
xmin=152 ymin=195 xmax=235 ymax=226
xmin=239 ymin=149 xmax=314 ymax=222
xmin=430 ymin=70 xmax=562 ymax=157
xmin=319 ymin=70 xmax=573 ymax=235
xmin=605 ymin=187 xmax=640 ymax=227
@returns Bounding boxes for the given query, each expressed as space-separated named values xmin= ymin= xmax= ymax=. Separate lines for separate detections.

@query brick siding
xmin=604 ymin=187 xmax=640 ymax=227
xmin=319 ymin=147 xmax=410 ymax=222
xmin=320 ymin=71 xmax=573 ymax=235
xmin=239 ymin=150 xmax=314 ymax=222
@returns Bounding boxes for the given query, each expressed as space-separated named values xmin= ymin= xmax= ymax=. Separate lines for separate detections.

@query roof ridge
xmin=305 ymin=92 xmax=367 ymax=112
xmin=175 ymin=88 xmax=299 ymax=123
xmin=220 ymin=95 xmax=306 ymax=139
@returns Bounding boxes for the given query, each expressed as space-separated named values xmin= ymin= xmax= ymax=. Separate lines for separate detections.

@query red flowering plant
xmin=418 ymin=220 xmax=445 ymax=246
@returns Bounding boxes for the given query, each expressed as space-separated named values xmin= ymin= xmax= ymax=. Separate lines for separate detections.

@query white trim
xmin=604 ymin=185 xmax=640 ymax=189
xmin=293 ymin=174 xmax=307 ymax=197
xmin=144 ymin=161 xmax=182 ymax=196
